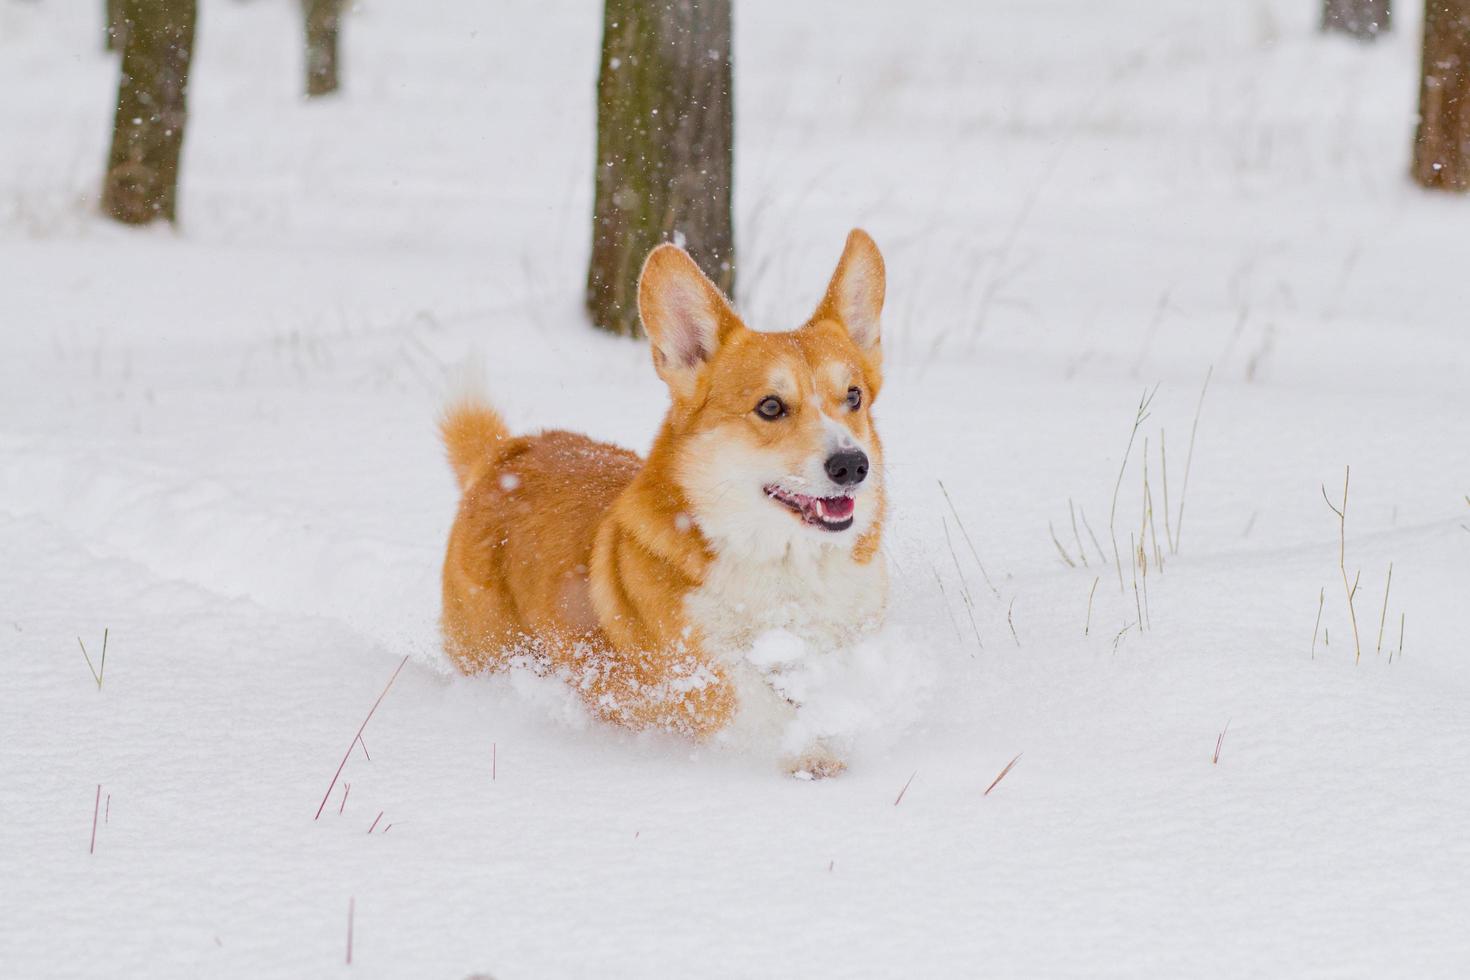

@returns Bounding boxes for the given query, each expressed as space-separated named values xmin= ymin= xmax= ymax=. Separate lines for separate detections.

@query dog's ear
xmin=814 ymin=229 xmax=885 ymax=354
xmin=638 ymin=243 xmax=738 ymax=397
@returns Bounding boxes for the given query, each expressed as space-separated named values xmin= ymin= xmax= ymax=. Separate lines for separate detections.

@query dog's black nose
xmin=825 ymin=450 xmax=869 ymax=486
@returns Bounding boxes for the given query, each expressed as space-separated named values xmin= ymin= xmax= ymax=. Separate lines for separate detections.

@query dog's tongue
xmin=818 ymin=496 xmax=855 ymax=520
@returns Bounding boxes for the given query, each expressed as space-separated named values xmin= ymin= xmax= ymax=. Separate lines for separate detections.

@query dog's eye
xmin=755 ymin=396 xmax=787 ymax=420
xmin=846 ymin=386 xmax=862 ymax=411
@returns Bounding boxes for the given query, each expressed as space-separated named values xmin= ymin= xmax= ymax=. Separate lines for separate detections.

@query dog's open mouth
xmin=764 ymin=485 xmax=856 ymax=531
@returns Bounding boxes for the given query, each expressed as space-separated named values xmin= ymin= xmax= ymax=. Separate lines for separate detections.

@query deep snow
xmin=3 ymin=0 xmax=1469 ymax=977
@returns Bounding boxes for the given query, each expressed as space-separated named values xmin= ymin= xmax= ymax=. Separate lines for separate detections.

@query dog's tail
xmin=440 ymin=361 xmax=511 ymax=490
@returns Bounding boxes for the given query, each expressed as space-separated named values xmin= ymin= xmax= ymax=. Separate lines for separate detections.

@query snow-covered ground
xmin=4 ymin=1 xmax=1469 ymax=976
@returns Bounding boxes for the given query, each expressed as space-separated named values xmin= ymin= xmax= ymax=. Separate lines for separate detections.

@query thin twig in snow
xmin=942 ymin=518 xmax=984 ymax=653
xmin=1130 ymin=533 xmax=1146 ymax=632
xmin=78 ymin=628 xmax=109 ymax=690
xmin=1160 ymin=428 xmax=1173 ymax=549
xmin=89 ymin=784 xmax=101 ymax=855
xmin=930 ymin=562 xmax=964 ymax=644
xmin=893 ymin=770 xmax=918 ymax=807
xmin=1110 ymin=386 xmax=1157 ymax=592
xmin=1311 ymin=588 xmax=1324 ymax=659
xmin=1376 ymin=563 xmax=1394 ymax=656
xmin=938 ymin=480 xmax=1000 ymax=597
xmin=1212 ymin=720 xmax=1230 ymax=765
xmin=315 ymin=655 xmax=410 ymax=820
xmin=1079 ymin=505 xmax=1105 ymax=567
xmin=1084 ymin=576 xmax=1099 ymax=635
xmin=1321 ymin=467 xmax=1362 ymax=664
xmin=1069 ymin=498 xmax=1088 ymax=567
xmin=984 ymin=753 xmax=1023 ymax=796
xmin=1173 ymin=366 xmax=1213 ymax=554
xmin=1049 ymin=522 xmax=1077 ymax=568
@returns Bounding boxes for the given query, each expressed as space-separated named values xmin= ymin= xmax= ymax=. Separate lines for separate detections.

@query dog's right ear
xmin=638 ymin=244 xmax=738 ymax=399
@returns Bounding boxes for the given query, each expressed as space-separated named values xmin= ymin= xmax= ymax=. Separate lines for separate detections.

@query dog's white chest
xmin=687 ymin=544 xmax=887 ymax=655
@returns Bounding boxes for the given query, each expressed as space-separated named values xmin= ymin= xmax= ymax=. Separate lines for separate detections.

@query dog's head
xmin=639 ymin=230 xmax=886 ymax=559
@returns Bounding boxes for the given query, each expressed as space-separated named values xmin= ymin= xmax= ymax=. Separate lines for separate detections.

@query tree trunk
xmin=587 ymin=0 xmax=735 ymax=338
xmin=1413 ymin=1 xmax=1470 ymax=191
xmin=1322 ymin=0 xmax=1392 ymax=39
xmin=102 ymin=0 xmax=196 ymax=225
xmin=104 ymin=0 xmax=128 ymax=52
xmin=303 ymin=0 xmax=342 ymax=97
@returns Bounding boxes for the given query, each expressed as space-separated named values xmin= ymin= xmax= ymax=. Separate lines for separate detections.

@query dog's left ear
xmin=638 ymin=243 xmax=739 ymax=399
xmin=814 ymin=228 xmax=885 ymax=354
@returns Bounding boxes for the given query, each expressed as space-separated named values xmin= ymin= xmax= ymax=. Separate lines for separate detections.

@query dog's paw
xmin=786 ymin=749 xmax=848 ymax=781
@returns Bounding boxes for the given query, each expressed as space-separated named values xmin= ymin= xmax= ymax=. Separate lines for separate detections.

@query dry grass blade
xmin=1311 ymin=587 xmax=1324 ymax=659
xmin=1138 ymin=536 xmax=1152 ymax=630
xmin=1376 ymin=562 xmax=1394 ymax=656
xmin=89 ymin=784 xmax=101 ymax=855
xmin=315 ymin=655 xmax=410 ymax=820
xmin=893 ymin=770 xmax=918 ymax=807
xmin=1049 ymin=521 xmax=1078 ymax=568
xmin=1322 ymin=467 xmax=1362 ymax=664
xmin=1212 ymin=720 xmax=1230 ymax=764
xmin=930 ymin=562 xmax=965 ymax=644
xmin=1142 ymin=442 xmax=1163 ymax=572
xmin=1173 ymin=365 xmax=1212 ymax=554
xmin=1069 ymin=498 xmax=1088 ymax=566
xmin=984 ymin=753 xmax=1023 ymax=796
xmin=1079 ymin=505 xmax=1106 ymax=567
xmin=942 ymin=517 xmax=985 ymax=653
xmin=1007 ymin=597 xmax=1020 ymax=647
xmin=1130 ymin=532 xmax=1146 ymax=632
xmin=78 ymin=628 xmax=108 ymax=690
xmin=938 ymin=480 xmax=1000 ymax=597
xmin=1160 ymin=428 xmax=1173 ymax=548
xmin=1109 ymin=385 xmax=1157 ymax=592
xmin=1084 ymin=576 xmax=1099 ymax=635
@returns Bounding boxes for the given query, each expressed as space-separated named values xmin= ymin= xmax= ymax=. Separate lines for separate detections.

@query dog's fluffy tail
xmin=440 ymin=360 xmax=511 ymax=490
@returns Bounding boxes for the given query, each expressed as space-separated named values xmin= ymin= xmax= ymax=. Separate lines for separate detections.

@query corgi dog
xmin=440 ymin=230 xmax=888 ymax=775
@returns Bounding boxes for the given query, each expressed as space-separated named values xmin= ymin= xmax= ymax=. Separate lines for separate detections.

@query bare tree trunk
xmin=104 ymin=0 xmax=128 ymax=52
xmin=587 ymin=0 xmax=734 ymax=338
xmin=303 ymin=0 xmax=342 ymax=97
xmin=1322 ymin=0 xmax=1392 ymax=39
xmin=102 ymin=0 xmax=196 ymax=225
xmin=1413 ymin=1 xmax=1470 ymax=191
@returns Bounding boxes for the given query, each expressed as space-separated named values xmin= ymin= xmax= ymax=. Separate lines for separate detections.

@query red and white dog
xmin=440 ymin=230 xmax=888 ymax=775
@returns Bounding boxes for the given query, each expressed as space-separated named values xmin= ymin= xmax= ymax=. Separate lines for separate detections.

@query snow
xmin=3 ymin=0 xmax=1469 ymax=976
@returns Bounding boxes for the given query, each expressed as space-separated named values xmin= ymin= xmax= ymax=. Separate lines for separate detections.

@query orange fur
xmin=440 ymin=230 xmax=888 ymax=743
